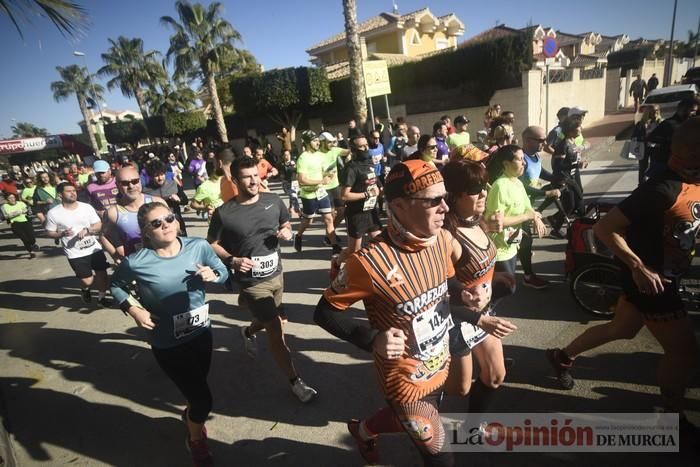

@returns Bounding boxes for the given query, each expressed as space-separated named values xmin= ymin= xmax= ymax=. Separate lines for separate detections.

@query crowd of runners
xmin=1 ymin=100 xmax=699 ymax=466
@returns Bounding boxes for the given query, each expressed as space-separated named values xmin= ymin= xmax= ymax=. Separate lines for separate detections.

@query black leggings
xmin=152 ymin=330 xmax=213 ymax=424
xmin=11 ymin=221 xmax=36 ymax=253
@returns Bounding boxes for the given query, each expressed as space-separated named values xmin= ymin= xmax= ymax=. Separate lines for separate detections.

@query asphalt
xmin=1 ymin=121 xmax=699 ymax=467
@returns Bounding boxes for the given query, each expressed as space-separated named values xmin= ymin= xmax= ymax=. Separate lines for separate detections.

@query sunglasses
xmin=118 ymin=178 xmax=140 ymax=187
xmin=527 ymin=137 xmax=546 ymax=143
xmin=148 ymin=213 xmax=176 ymax=229
xmin=409 ymin=195 xmax=446 ymax=207
xmin=465 ymin=184 xmax=487 ymax=196
xmin=427 ymin=144 xmax=438 ymax=150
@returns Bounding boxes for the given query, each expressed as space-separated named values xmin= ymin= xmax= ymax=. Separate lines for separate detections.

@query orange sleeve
xmin=323 ymin=255 xmax=374 ymax=311
xmin=220 ymin=176 xmax=238 ymax=203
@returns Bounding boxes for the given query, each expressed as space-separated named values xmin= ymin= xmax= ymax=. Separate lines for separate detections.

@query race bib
xmin=75 ymin=236 xmax=96 ymax=250
xmin=460 ymin=321 xmax=488 ymax=349
xmin=412 ymin=299 xmax=453 ymax=358
xmin=316 ymin=187 xmax=328 ymax=200
xmin=173 ymin=303 xmax=209 ymax=339
xmin=363 ymin=196 xmax=377 ymax=211
xmin=252 ymin=251 xmax=279 ymax=278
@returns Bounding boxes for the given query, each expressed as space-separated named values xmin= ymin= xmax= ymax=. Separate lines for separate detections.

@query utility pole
xmin=664 ymin=0 xmax=678 ymax=86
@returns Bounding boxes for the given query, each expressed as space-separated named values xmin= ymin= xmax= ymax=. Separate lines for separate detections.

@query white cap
xmin=568 ymin=106 xmax=588 ymax=117
xmin=148 ymin=152 xmax=156 ymax=158
xmin=319 ymin=131 xmax=336 ymax=142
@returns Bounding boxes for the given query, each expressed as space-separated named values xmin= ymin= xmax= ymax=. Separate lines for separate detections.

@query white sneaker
xmin=240 ymin=326 xmax=257 ymax=359
xmin=291 ymin=377 xmax=318 ymax=403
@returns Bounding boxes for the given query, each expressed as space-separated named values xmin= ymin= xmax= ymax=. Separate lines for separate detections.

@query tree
xmin=98 ymin=36 xmax=166 ymax=141
xmin=213 ymin=48 xmax=261 ymax=111
xmin=104 ymin=120 xmax=146 ymax=150
xmin=342 ymin=0 xmax=367 ymax=127
xmin=163 ymin=111 xmax=206 ymax=137
xmin=144 ymin=76 xmax=198 ymax=116
xmin=231 ymin=67 xmax=331 ymax=143
xmin=50 ymin=64 xmax=104 ymax=156
xmin=11 ymin=121 xmax=49 ymax=137
xmin=1 ymin=0 xmax=88 ymax=38
xmin=161 ymin=0 xmax=243 ymax=143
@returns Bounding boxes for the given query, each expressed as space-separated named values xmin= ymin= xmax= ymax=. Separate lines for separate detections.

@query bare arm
xmin=99 ymin=208 xmax=121 ymax=260
xmin=593 ymin=207 xmax=670 ymax=294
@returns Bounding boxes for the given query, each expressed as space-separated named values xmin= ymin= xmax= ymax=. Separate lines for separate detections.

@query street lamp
xmin=73 ymin=50 xmax=104 ymax=120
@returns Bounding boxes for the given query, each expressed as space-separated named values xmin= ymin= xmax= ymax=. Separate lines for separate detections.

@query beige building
xmin=306 ymin=7 xmax=464 ymax=78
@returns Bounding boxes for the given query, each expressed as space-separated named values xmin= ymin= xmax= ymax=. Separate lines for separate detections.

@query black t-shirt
xmin=340 ymin=158 xmax=379 ymax=216
xmin=617 ymin=170 xmax=700 ymax=277
xmin=647 ymin=115 xmax=684 ymax=166
xmin=207 ymin=192 xmax=289 ymax=287
xmin=552 ymin=139 xmax=579 ymax=176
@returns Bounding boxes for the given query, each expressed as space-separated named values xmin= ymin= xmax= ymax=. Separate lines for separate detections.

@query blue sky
xmin=1 ymin=0 xmax=698 ymax=139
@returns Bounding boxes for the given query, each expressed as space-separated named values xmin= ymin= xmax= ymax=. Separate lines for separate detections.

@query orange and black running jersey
xmin=453 ymin=227 xmax=497 ymax=289
xmin=324 ymin=229 xmax=455 ymax=403
xmin=618 ymin=171 xmax=700 ymax=278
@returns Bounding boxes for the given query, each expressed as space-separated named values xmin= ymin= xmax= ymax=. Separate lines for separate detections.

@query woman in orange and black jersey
xmin=442 ymin=159 xmax=518 ymax=411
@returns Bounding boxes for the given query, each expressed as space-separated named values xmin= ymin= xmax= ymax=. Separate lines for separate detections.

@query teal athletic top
xmin=110 ymin=236 xmax=229 ymax=349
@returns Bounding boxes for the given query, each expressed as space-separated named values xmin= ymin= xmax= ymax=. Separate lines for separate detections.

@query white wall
xmin=605 ymin=67 xmax=622 ymax=112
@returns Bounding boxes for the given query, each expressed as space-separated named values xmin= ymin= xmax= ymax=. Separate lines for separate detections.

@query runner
xmin=446 ymin=115 xmax=471 ymax=151
xmin=339 ymin=134 xmax=382 ymax=256
xmin=100 ymin=167 xmax=164 ymax=262
xmin=442 ymin=160 xmax=517 ymax=410
xmin=484 ymin=145 xmax=547 ymax=291
xmin=190 ymin=160 xmax=223 ymax=221
xmin=207 ymin=155 xmax=318 ymax=403
xmin=547 ymin=118 xmax=700 ymax=437
xmin=1 ymin=192 xmax=38 ymax=258
xmin=44 ymin=183 xmax=111 ymax=307
xmin=32 ymin=171 xmax=57 ymax=225
xmin=142 ymin=159 xmax=189 ymax=236
xmin=318 ymin=131 xmax=351 ymax=230
xmin=254 ymin=146 xmax=278 ymax=192
xmin=315 ymin=159 xmax=456 ymax=466
xmin=110 ymin=201 xmax=228 ymax=467
xmin=294 ymin=130 xmax=341 ymax=254
xmin=86 ymin=160 xmax=119 ymax=215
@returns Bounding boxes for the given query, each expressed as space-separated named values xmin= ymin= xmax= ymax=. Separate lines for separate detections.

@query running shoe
xmin=545 ymin=348 xmax=575 ymax=390
xmin=291 ymin=377 xmax=318 ymax=403
xmin=81 ymin=288 xmax=92 ymax=304
xmin=323 ymin=236 xmax=331 ymax=246
xmin=522 ymin=275 xmax=550 ymax=289
xmin=98 ymin=297 xmax=113 ymax=308
xmin=28 ymin=253 xmax=36 ymax=259
xmin=240 ymin=326 xmax=258 ymax=359
xmin=548 ymin=228 xmax=566 ymax=240
xmin=186 ymin=436 xmax=213 ymax=467
xmin=331 ymin=244 xmax=343 ymax=255
xmin=294 ymin=234 xmax=302 ymax=253
xmin=347 ymin=419 xmax=379 ymax=465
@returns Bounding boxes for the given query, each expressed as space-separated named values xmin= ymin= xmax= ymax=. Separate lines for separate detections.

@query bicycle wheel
xmin=570 ymin=263 xmax=622 ymax=316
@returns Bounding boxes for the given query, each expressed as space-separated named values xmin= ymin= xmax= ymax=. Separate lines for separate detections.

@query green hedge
xmin=104 ymin=120 xmax=146 ymax=147
xmin=318 ymin=32 xmax=533 ymax=123
xmin=607 ymin=46 xmax=654 ymax=72
xmin=231 ymin=67 xmax=331 ymax=117
xmin=163 ymin=111 xmax=207 ymax=137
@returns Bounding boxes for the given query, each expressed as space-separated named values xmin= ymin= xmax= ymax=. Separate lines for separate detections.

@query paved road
xmin=1 ymin=142 xmax=698 ymax=466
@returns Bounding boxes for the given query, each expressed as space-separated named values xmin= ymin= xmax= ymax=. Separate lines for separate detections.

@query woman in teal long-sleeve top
xmin=110 ymin=201 xmax=228 ymax=466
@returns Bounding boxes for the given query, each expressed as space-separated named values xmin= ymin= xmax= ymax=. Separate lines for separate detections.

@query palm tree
xmin=1 ymin=0 xmax=88 ymax=38
xmin=50 ymin=64 xmax=103 ymax=156
xmin=98 ymin=36 xmax=166 ymax=141
xmin=145 ymin=78 xmax=198 ymax=116
xmin=11 ymin=121 xmax=49 ymax=138
xmin=161 ymin=0 xmax=243 ymax=143
xmin=342 ymin=0 xmax=367 ymax=127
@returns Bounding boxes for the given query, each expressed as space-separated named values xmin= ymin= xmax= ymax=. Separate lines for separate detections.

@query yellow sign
xmin=363 ymin=60 xmax=391 ymax=98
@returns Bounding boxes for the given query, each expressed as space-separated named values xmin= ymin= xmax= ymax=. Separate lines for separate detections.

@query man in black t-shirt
xmin=207 ymin=156 xmax=318 ymax=404
xmin=340 ymin=135 xmax=382 ymax=257
xmin=646 ymin=97 xmax=699 ymax=179
xmin=547 ymin=118 xmax=700 ymax=436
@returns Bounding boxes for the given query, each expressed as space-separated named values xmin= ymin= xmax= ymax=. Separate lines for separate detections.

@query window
xmin=410 ymin=30 xmax=421 ymax=45
xmin=366 ymin=41 xmax=377 ymax=54
xmin=436 ymin=39 xmax=449 ymax=50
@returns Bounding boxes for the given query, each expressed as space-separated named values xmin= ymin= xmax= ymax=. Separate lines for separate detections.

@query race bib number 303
xmin=252 ymin=252 xmax=279 ymax=278
xmin=173 ymin=303 xmax=209 ymax=339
